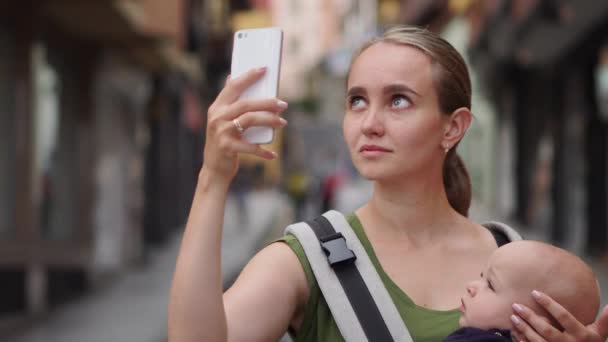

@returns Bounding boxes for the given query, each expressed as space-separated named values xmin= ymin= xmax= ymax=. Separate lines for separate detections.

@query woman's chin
xmin=356 ymin=166 xmax=383 ymax=180
xmin=357 ymin=167 xmax=400 ymax=182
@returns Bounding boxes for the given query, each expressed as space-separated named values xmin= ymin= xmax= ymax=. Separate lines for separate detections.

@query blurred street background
xmin=1 ymin=0 xmax=608 ymax=341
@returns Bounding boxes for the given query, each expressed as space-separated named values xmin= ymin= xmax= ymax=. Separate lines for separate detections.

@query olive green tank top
xmin=280 ymin=214 xmax=461 ymax=342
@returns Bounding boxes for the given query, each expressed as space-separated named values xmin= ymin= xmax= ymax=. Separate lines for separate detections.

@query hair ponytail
xmin=443 ymin=151 xmax=471 ymax=217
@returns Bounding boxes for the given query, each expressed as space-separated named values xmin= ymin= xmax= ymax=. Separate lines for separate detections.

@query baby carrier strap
xmin=285 ymin=211 xmax=521 ymax=342
xmin=285 ymin=210 xmax=412 ymax=342
xmin=482 ymin=221 xmax=523 ymax=245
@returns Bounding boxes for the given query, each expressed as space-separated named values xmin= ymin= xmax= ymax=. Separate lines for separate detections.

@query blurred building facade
xmin=395 ymin=0 xmax=608 ymax=257
xmin=0 ymin=0 xmax=234 ymax=335
xmin=465 ymin=0 xmax=608 ymax=256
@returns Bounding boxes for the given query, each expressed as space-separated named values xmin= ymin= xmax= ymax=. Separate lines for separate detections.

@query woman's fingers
xmin=531 ymin=290 xmax=583 ymax=336
xmin=589 ymin=305 xmax=608 ymax=340
xmin=220 ymin=98 xmax=288 ymax=121
xmin=510 ymin=291 xmax=607 ymax=342
xmin=216 ymin=67 xmax=267 ymax=104
xmin=212 ymin=113 xmax=287 ymax=157
xmin=231 ymin=140 xmax=278 ymax=160
xmin=226 ymin=110 xmax=287 ymax=133
xmin=511 ymin=329 xmax=529 ymax=342
xmin=512 ymin=302 xmax=565 ymax=341
xmin=208 ymin=102 xmax=287 ymax=138
xmin=511 ymin=311 xmax=547 ymax=342
xmin=214 ymin=126 xmax=277 ymax=159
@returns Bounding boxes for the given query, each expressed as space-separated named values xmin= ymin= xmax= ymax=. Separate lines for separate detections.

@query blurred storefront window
xmin=0 ymin=29 xmax=17 ymax=239
xmin=32 ymin=43 xmax=78 ymax=241
xmin=597 ymin=46 xmax=608 ymax=121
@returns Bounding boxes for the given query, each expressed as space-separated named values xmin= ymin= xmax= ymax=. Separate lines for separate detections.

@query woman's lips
xmin=359 ymin=145 xmax=392 ymax=157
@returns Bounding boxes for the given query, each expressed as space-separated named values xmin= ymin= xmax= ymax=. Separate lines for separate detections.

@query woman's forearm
xmin=168 ymin=170 xmax=230 ymax=342
xmin=168 ymin=67 xmax=288 ymax=342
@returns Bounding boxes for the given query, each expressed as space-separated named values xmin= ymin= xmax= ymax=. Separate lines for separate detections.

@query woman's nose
xmin=361 ymin=108 xmax=385 ymax=137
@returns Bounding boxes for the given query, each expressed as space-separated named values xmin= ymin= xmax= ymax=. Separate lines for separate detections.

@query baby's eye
xmin=487 ymin=280 xmax=495 ymax=291
xmin=391 ymin=95 xmax=411 ymax=109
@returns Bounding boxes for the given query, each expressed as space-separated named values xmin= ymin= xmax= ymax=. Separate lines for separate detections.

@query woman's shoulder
xmin=276 ymin=234 xmax=316 ymax=291
xmin=241 ymin=240 xmax=311 ymax=322
xmin=255 ymin=240 xmax=309 ymax=288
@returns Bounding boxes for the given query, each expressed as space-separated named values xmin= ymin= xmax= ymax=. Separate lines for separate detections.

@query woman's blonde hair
xmin=349 ymin=26 xmax=473 ymax=216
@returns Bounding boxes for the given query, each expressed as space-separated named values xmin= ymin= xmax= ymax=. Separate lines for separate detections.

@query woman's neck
xmin=358 ymin=174 xmax=462 ymax=244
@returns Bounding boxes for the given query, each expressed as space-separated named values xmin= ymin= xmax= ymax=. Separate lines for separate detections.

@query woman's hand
xmin=202 ymin=67 xmax=288 ymax=186
xmin=510 ymin=290 xmax=608 ymax=341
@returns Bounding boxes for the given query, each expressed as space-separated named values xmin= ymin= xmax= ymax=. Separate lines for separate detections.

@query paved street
xmin=6 ymin=188 xmax=292 ymax=342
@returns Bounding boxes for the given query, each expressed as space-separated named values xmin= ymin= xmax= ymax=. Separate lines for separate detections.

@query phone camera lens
xmin=237 ymin=33 xmax=243 ymax=39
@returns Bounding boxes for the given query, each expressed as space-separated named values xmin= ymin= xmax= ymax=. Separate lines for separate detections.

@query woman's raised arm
xmin=167 ymin=68 xmax=301 ymax=341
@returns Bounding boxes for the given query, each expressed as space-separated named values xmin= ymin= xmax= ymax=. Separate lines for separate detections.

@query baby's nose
xmin=466 ymin=283 xmax=476 ymax=296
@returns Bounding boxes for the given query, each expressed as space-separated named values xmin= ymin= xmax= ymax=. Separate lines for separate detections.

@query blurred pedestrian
xmin=286 ymin=168 xmax=310 ymax=221
xmin=319 ymin=171 xmax=340 ymax=213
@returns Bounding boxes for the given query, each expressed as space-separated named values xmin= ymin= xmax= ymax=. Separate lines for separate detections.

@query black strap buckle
xmin=320 ymin=232 xmax=357 ymax=266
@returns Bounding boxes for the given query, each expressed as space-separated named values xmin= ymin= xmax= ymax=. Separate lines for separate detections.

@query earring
xmin=443 ymin=144 xmax=450 ymax=154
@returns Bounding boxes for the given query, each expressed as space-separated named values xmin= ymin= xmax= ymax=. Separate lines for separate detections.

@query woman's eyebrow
xmin=346 ymin=86 xmax=366 ymax=97
xmin=383 ymin=84 xmax=420 ymax=98
xmin=347 ymin=84 xmax=420 ymax=98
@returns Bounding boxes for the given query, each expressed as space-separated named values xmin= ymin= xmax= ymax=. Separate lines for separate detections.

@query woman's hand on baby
xmin=201 ymin=67 xmax=288 ymax=185
xmin=510 ymin=290 xmax=608 ymax=342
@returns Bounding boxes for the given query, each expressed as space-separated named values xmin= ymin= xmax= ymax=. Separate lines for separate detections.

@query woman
xmin=168 ymin=26 xmax=608 ymax=342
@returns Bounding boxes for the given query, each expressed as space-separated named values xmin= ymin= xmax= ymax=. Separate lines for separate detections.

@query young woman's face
xmin=343 ymin=42 xmax=447 ymax=182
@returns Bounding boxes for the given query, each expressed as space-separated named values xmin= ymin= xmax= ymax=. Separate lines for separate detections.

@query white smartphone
xmin=230 ymin=27 xmax=283 ymax=144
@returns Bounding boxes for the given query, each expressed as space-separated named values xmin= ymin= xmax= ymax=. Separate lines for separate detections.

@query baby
xmin=444 ymin=240 xmax=601 ymax=341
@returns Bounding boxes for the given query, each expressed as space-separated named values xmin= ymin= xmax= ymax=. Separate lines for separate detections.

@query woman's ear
xmin=442 ymin=107 xmax=472 ymax=148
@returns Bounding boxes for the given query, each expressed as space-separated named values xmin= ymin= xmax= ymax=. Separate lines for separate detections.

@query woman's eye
xmin=391 ymin=95 xmax=411 ymax=109
xmin=349 ymin=96 xmax=366 ymax=110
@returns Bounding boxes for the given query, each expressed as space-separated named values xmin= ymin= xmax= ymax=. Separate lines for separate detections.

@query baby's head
xmin=459 ymin=240 xmax=600 ymax=331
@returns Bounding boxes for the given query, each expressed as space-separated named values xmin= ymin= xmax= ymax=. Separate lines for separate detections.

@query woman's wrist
xmin=197 ymin=167 xmax=231 ymax=195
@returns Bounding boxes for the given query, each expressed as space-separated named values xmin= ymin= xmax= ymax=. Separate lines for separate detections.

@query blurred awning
xmin=476 ymin=0 xmax=608 ymax=67
xmin=42 ymin=0 xmax=201 ymax=81
xmin=41 ymin=0 xmax=152 ymax=44
xmin=130 ymin=41 xmax=202 ymax=81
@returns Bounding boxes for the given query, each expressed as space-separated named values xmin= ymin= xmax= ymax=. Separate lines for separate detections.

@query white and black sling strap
xmin=285 ymin=210 xmax=522 ymax=342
